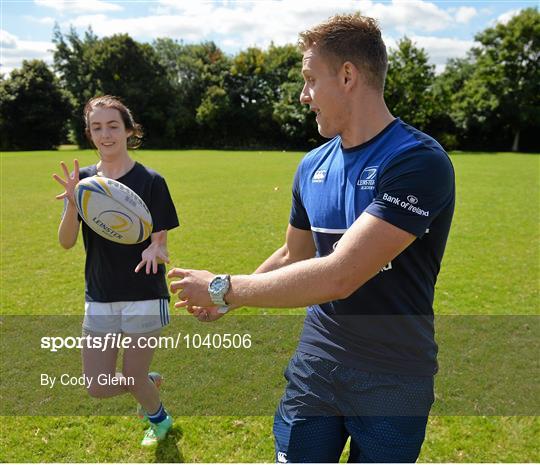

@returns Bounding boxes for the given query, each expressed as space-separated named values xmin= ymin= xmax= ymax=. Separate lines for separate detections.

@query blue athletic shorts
xmin=273 ymin=351 xmax=434 ymax=463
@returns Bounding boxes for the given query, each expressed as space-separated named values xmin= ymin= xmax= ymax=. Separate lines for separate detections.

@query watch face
xmin=210 ymin=278 xmax=225 ymax=293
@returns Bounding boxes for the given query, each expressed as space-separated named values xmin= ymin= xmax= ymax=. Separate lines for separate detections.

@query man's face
xmin=300 ymin=47 xmax=346 ymax=139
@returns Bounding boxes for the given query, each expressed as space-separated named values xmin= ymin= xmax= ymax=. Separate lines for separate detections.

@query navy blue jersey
xmin=290 ymin=119 xmax=455 ymax=376
xmin=78 ymin=162 xmax=179 ymax=302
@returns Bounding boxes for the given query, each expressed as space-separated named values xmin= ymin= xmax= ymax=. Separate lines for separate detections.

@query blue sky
xmin=1 ymin=0 xmax=537 ymax=75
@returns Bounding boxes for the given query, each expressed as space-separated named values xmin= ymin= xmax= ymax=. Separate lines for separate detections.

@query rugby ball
xmin=74 ymin=176 xmax=153 ymax=244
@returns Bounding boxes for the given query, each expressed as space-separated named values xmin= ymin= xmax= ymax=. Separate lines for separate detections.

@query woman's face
xmin=88 ymin=107 xmax=132 ymax=159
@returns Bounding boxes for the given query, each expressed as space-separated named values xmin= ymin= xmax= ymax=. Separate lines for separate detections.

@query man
xmin=169 ymin=13 xmax=455 ymax=463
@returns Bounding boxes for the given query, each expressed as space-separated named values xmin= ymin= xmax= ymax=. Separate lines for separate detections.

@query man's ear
xmin=342 ymin=61 xmax=358 ymax=88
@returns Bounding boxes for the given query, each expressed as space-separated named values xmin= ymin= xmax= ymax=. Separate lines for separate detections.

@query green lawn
xmin=0 ymin=149 xmax=538 ymax=462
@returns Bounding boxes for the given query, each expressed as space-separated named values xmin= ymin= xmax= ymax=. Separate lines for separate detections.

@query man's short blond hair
xmin=298 ymin=13 xmax=388 ymax=92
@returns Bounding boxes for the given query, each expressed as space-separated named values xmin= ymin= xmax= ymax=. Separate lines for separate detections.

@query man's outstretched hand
xmin=168 ymin=268 xmax=224 ymax=321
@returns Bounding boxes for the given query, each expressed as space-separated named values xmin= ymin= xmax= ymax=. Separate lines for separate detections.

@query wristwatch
xmin=208 ymin=274 xmax=231 ymax=314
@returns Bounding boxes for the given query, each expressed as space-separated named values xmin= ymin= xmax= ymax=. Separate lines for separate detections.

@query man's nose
xmin=299 ymin=83 xmax=311 ymax=104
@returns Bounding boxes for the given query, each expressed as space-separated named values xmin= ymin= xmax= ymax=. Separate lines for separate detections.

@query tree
xmin=453 ymin=8 xmax=539 ymax=151
xmin=0 ymin=60 xmax=72 ymax=150
xmin=90 ymin=34 xmax=177 ymax=147
xmin=153 ymin=39 xmax=230 ymax=146
xmin=52 ymin=26 xmax=99 ymax=147
xmin=196 ymin=85 xmax=230 ymax=130
xmin=272 ymin=67 xmax=320 ymax=148
xmin=431 ymin=57 xmax=475 ymax=150
xmin=53 ymin=29 xmax=178 ymax=148
xmin=385 ymin=37 xmax=437 ymax=131
xmin=221 ymin=46 xmax=275 ymax=146
xmin=267 ymin=44 xmax=320 ymax=148
xmin=222 ymin=43 xmax=319 ymax=148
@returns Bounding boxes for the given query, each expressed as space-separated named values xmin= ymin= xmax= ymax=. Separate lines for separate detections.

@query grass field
xmin=0 ymin=149 xmax=538 ymax=462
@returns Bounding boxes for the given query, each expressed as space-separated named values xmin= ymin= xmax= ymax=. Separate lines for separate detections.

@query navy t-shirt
xmin=290 ymin=118 xmax=455 ymax=376
xmin=78 ymin=162 xmax=179 ymax=302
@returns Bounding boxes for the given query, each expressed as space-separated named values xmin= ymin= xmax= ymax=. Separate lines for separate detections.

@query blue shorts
xmin=273 ymin=351 xmax=434 ymax=463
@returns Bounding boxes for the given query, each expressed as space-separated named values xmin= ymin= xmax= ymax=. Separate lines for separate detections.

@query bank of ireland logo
xmin=312 ymin=169 xmax=327 ymax=183
xmin=357 ymin=166 xmax=378 ymax=190
xmin=407 ymin=195 xmax=418 ymax=205
xmin=277 ymin=451 xmax=288 ymax=463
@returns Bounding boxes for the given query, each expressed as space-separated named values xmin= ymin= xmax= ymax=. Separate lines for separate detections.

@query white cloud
xmin=0 ymin=30 xmax=53 ymax=75
xmin=385 ymin=34 xmax=474 ymax=72
xmin=1 ymin=30 xmax=18 ymax=49
xmin=146 ymin=0 xmax=364 ymax=44
xmin=455 ymin=7 xmax=477 ymax=24
xmin=64 ymin=14 xmax=204 ymax=41
xmin=479 ymin=7 xmax=493 ymax=16
xmin=4 ymin=0 xmax=479 ymax=74
xmin=34 ymin=0 xmax=123 ymax=14
xmin=23 ymin=15 xmax=56 ymax=25
xmin=496 ymin=8 xmax=522 ymax=25
xmin=364 ymin=0 xmax=453 ymax=33
xmin=434 ymin=63 xmax=448 ymax=75
xmin=64 ymin=0 xmax=463 ymax=51
xmin=410 ymin=35 xmax=474 ymax=65
xmin=153 ymin=0 xmax=455 ymax=34
xmin=66 ymin=14 xmax=109 ymax=28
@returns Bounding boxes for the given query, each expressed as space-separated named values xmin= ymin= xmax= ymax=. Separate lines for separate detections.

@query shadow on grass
xmin=154 ymin=424 xmax=184 ymax=463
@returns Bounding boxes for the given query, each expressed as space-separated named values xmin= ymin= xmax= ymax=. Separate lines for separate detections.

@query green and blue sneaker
xmin=136 ymin=372 xmax=162 ymax=422
xmin=141 ymin=415 xmax=173 ymax=447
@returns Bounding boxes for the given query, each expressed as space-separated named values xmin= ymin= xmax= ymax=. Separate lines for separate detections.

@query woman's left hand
xmin=135 ymin=242 xmax=169 ymax=274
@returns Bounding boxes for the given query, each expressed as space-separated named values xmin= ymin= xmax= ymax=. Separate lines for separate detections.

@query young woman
xmin=53 ymin=95 xmax=179 ymax=446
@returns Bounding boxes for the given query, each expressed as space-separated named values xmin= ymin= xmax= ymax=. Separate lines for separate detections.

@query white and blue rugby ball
xmin=74 ymin=176 xmax=153 ymax=245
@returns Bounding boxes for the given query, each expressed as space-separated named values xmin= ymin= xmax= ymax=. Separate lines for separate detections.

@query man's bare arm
xmin=254 ymin=225 xmax=316 ymax=274
xmin=169 ymin=212 xmax=415 ymax=310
